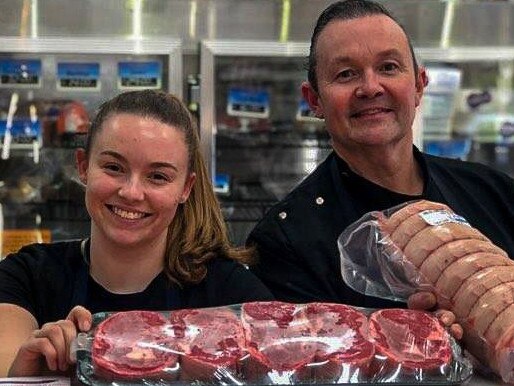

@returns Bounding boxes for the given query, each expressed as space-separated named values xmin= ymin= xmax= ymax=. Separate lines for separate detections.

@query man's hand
xmin=8 ymin=306 xmax=92 ymax=377
xmin=407 ymin=291 xmax=463 ymax=340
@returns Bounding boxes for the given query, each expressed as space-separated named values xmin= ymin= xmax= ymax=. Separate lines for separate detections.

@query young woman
xmin=0 ymin=90 xmax=273 ymax=376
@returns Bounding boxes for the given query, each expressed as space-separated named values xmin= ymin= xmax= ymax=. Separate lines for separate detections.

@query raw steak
xmin=92 ymin=310 xmax=177 ymax=379
xmin=169 ymin=308 xmax=245 ymax=382
xmin=369 ymin=309 xmax=452 ymax=370
xmin=304 ymin=303 xmax=375 ymax=382
xmin=241 ymin=301 xmax=317 ymax=383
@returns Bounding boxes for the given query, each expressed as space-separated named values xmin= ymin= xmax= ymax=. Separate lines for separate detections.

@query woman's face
xmin=76 ymin=113 xmax=195 ymax=249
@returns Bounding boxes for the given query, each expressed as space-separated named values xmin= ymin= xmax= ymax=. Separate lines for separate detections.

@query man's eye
xmin=337 ymin=69 xmax=356 ymax=80
xmin=381 ymin=62 xmax=399 ymax=72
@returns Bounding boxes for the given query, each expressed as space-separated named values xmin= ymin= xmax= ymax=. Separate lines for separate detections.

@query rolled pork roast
xmin=380 ymin=200 xmax=514 ymax=382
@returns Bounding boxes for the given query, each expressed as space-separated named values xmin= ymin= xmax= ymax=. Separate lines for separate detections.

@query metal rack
xmin=0 ymin=37 xmax=183 ymax=254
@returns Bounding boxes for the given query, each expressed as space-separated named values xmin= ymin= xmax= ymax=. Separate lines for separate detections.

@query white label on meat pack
xmin=419 ymin=210 xmax=470 ymax=226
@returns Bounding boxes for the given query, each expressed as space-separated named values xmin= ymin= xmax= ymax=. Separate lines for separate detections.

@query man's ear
xmin=301 ymin=81 xmax=324 ymax=119
xmin=76 ymin=148 xmax=88 ymax=185
xmin=415 ymin=66 xmax=428 ymax=107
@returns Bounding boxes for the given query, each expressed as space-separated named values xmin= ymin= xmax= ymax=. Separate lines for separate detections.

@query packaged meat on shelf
xmin=338 ymin=200 xmax=513 ymax=384
xmin=72 ymin=302 xmax=472 ymax=385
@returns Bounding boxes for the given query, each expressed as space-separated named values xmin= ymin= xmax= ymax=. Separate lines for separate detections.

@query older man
xmin=247 ymin=0 xmax=514 ymax=307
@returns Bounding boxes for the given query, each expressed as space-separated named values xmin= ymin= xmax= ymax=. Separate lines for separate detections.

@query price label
xmin=0 ymin=119 xmax=41 ymax=143
xmin=0 ymin=59 xmax=41 ymax=88
xmin=227 ymin=88 xmax=270 ymax=119
xmin=419 ymin=210 xmax=470 ymax=227
xmin=57 ymin=62 xmax=100 ymax=91
xmin=117 ymin=61 xmax=161 ymax=89
xmin=214 ymin=173 xmax=230 ymax=195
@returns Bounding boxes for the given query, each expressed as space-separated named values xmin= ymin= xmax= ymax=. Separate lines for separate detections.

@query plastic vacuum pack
xmin=338 ymin=200 xmax=514 ymax=383
xmin=73 ymin=301 xmax=472 ymax=385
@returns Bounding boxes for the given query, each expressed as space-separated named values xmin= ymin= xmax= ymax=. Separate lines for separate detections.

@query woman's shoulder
xmin=200 ymin=257 xmax=274 ymax=304
xmin=4 ymin=240 xmax=84 ymax=269
xmin=204 ymin=256 xmax=248 ymax=278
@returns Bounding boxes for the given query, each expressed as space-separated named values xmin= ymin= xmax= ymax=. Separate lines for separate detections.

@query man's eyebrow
xmin=330 ymin=49 xmax=404 ymax=64
xmin=330 ymin=55 xmax=352 ymax=65
xmin=376 ymin=48 xmax=404 ymax=60
xmin=100 ymin=150 xmax=178 ymax=171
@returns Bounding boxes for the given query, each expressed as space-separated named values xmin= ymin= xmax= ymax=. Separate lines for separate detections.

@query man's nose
xmin=118 ymin=177 xmax=145 ymax=201
xmin=355 ymin=71 xmax=384 ymax=98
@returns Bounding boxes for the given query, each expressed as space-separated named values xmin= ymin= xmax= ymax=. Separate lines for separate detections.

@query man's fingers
xmin=66 ymin=306 xmax=92 ymax=332
xmin=433 ymin=310 xmax=463 ymax=340
xmin=434 ymin=310 xmax=456 ymax=327
xmin=407 ymin=291 xmax=437 ymax=310
xmin=450 ymin=323 xmax=464 ymax=340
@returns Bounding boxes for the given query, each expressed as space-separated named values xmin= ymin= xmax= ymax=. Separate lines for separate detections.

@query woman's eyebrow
xmin=100 ymin=150 xmax=178 ymax=171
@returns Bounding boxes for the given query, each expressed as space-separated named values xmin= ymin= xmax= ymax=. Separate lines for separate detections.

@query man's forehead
xmin=316 ymin=15 xmax=411 ymax=60
xmin=318 ymin=15 xmax=409 ymax=47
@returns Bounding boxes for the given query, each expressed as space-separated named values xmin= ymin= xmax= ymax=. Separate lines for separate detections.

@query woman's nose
xmin=118 ymin=177 xmax=145 ymax=201
xmin=355 ymin=71 xmax=384 ymax=98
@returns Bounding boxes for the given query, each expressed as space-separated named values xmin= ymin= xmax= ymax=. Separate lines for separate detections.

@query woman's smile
xmin=107 ymin=204 xmax=150 ymax=220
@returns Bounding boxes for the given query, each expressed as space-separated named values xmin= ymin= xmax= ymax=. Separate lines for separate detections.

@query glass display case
xmin=201 ymin=41 xmax=514 ymax=246
xmin=418 ymin=47 xmax=514 ymax=177
xmin=0 ymin=37 xmax=182 ymax=257
xmin=200 ymin=41 xmax=331 ymax=245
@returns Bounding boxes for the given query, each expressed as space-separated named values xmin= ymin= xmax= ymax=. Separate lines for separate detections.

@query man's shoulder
xmin=188 ymin=257 xmax=274 ymax=305
xmin=266 ymin=154 xmax=335 ymax=215
xmin=249 ymin=154 xmax=337 ymax=242
xmin=424 ymin=152 xmax=513 ymax=184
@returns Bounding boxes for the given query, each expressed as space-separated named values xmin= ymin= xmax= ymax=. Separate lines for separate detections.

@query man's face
xmin=303 ymin=15 xmax=426 ymax=154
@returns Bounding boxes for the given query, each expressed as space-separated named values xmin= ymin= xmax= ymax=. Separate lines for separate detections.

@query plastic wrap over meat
xmin=73 ymin=303 xmax=471 ymax=385
xmin=338 ymin=199 xmax=514 ymax=383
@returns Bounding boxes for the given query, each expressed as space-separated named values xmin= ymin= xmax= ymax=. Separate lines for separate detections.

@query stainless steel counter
xmin=469 ymin=373 xmax=509 ymax=385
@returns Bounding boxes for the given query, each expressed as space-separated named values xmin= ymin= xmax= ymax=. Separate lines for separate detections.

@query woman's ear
xmin=179 ymin=172 xmax=196 ymax=204
xmin=76 ymin=148 xmax=88 ymax=185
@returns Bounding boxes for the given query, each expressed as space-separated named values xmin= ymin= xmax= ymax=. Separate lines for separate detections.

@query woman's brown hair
xmin=86 ymin=90 xmax=254 ymax=285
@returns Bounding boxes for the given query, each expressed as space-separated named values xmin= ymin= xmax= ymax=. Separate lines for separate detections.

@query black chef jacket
xmin=247 ymin=148 xmax=514 ymax=307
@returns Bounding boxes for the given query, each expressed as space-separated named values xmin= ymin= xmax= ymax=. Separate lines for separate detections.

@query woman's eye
xmin=104 ymin=163 xmax=122 ymax=173
xmin=150 ymin=173 xmax=171 ymax=183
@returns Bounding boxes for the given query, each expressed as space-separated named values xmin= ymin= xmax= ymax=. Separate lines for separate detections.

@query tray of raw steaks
xmin=74 ymin=301 xmax=472 ymax=385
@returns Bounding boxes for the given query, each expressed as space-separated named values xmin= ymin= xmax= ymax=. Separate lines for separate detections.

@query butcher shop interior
xmin=0 ymin=0 xmax=513 ymax=385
